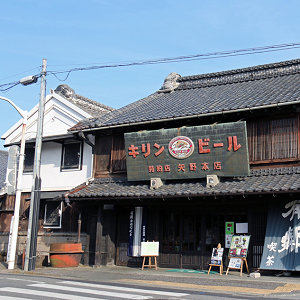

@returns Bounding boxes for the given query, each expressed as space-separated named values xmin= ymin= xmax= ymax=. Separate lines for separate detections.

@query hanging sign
xmin=125 ymin=122 xmax=249 ymax=181
xmin=260 ymin=200 xmax=300 ymax=271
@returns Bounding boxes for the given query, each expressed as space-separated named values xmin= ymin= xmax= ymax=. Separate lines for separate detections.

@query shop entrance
xmin=160 ymin=207 xmax=248 ymax=270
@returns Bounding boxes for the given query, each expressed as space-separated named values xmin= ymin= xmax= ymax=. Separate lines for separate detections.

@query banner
xmin=260 ymin=200 xmax=300 ymax=271
xmin=127 ymin=207 xmax=147 ymax=257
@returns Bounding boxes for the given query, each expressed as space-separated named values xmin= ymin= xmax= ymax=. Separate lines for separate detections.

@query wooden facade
xmin=83 ymin=113 xmax=300 ymax=271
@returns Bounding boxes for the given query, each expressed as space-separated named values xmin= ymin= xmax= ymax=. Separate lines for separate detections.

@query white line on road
xmin=0 ymin=287 xmax=106 ymax=300
xmin=0 ymin=296 xmax=33 ymax=300
xmin=59 ymin=280 xmax=189 ymax=297
xmin=28 ymin=283 xmax=153 ymax=299
xmin=6 ymin=277 xmax=45 ymax=284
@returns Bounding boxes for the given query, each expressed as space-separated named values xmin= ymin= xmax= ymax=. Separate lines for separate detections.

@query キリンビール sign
xmin=125 ymin=122 xmax=249 ymax=181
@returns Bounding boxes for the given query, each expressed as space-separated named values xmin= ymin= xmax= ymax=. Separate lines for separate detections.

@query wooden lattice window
xmin=247 ymin=116 xmax=299 ymax=163
xmin=94 ymin=133 xmax=126 ymax=176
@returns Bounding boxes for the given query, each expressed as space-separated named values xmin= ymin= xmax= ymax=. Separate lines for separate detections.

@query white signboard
xmin=228 ymin=257 xmax=242 ymax=269
xmin=236 ymin=223 xmax=248 ymax=234
xmin=141 ymin=242 xmax=159 ymax=256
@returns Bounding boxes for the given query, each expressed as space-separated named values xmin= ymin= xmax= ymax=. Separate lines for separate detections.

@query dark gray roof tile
xmin=69 ymin=58 xmax=300 ymax=132
xmin=65 ymin=167 xmax=300 ymax=200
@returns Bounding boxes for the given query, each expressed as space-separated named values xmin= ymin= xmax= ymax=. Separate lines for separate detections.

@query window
xmin=44 ymin=201 xmax=62 ymax=228
xmin=94 ymin=134 xmax=126 ymax=176
xmin=24 ymin=147 xmax=35 ymax=172
xmin=61 ymin=141 xmax=83 ymax=170
xmin=247 ymin=116 xmax=299 ymax=163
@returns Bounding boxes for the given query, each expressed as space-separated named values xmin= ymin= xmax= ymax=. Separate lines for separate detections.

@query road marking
xmin=29 ymin=283 xmax=153 ymax=299
xmin=0 ymin=287 xmax=106 ymax=300
xmin=59 ymin=280 xmax=189 ymax=297
xmin=119 ymin=279 xmax=300 ymax=295
xmin=6 ymin=277 xmax=45 ymax=284
xmin=0 ymin=296 xmax=33 ymax=300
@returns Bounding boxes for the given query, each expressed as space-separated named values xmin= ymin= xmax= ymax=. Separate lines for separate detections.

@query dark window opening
xmin=44 ymin=201 xmax=62 ymax=228
xmin=61 ymin=142 xmax=82 ymax=170
xmin=24 ymin=147 xmax=35 ymax=173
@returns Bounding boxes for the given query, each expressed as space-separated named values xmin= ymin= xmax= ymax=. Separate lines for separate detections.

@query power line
xmin=1 ymin=42 xmax=300 ymax=91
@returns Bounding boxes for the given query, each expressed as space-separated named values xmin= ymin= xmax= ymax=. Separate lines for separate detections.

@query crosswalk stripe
xmin=0 ymin=296 xmax=33 ymax=300
xmin=0 ymin=287 xmax=106 ymax=300
xmin=59 ymin=280 xmax=189 ymax=297
xmin=28 ymin=283 xmax=153 ymax=299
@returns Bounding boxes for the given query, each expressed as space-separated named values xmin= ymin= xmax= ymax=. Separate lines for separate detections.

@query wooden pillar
xmin=94 ymin=205 xmax=103 ymax=266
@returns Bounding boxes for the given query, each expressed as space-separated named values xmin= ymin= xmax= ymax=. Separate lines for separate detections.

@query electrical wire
xmin=1 ymin=42 xmax=300 ymax=91
xmin=47 ymin=42 xmax=300 ymax=80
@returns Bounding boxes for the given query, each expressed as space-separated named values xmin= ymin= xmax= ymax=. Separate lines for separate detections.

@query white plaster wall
xmin=2 ymin=93 xmax=90 ymax=145
xmin=21 ymin=136 xmax=94 ymax=192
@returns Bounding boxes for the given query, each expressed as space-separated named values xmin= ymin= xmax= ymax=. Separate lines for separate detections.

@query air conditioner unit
xmin=150 ymin=178 xmax=164 ymax=190
xmin=206 ymin=174 xmax=219 ymax=187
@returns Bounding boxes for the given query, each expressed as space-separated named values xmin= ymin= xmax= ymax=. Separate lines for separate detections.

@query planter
xmin=49 ymin=243 xmax=83 ymax=268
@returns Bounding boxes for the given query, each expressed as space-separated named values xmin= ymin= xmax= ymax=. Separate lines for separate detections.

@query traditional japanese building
xmin=7 ymin=58 xmax=300 ymax=271
xmin=59 ymin=58 xmax=300 ymax=271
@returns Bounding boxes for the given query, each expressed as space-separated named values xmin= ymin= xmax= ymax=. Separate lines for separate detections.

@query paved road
xmin=0 ymin=274 xmax=300 ymax=300
xmin=0 ymin=275 xmax=193 ymax=299
xmin=2 ymin=263 xmax=300 ymax=299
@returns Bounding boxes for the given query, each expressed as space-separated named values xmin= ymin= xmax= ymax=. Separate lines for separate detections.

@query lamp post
xmin=0 ymin=96 xmax=28 ymax=270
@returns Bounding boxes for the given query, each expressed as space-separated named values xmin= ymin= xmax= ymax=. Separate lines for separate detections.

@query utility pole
xmin=24 ymin=58 xmax=47 ymax=271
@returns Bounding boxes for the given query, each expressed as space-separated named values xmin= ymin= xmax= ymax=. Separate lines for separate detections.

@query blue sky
xmin=1 ymin=1 xmax=300 ymax=148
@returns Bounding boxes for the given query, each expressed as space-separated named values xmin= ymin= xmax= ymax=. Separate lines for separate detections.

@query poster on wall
xmin=210 ymin=247 xmax=224 ymax=265
xmin=228 ymin=235 xmax=250 ymax=258
xmin=236 ymin=223 xmax=248 ymax=234
xmin=225 ymin=222 xmax=234 ymax=248
xmin=260 ymin=200 xmax=300 ymax=271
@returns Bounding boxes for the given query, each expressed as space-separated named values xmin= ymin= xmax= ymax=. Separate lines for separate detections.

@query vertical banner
xmin=128 ymin=207 xmax=147 ymax=257
xmin=260 ymin=200 xmax=300 ymax=271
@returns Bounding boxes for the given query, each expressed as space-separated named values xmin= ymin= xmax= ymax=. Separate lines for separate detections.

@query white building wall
xmin=2 ymin=92 xmax=97 ymax=193
xmin=21 ymin=137 xmax=94 ymax=192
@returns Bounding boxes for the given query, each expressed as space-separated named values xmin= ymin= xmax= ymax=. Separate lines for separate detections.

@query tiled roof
xmin=0 ymin=150 xmax=8 ymax=189
xmin=54 ymin=84 xmax=115 ymax=118
xmin=65 ymin=167 xmax=300 ymax=200
xmin=69 ymin=58 xmax=300 ymax=131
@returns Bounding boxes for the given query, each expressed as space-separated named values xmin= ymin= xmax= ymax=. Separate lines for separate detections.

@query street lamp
xmin=0 ymin=96 xmax=28 ymax=270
